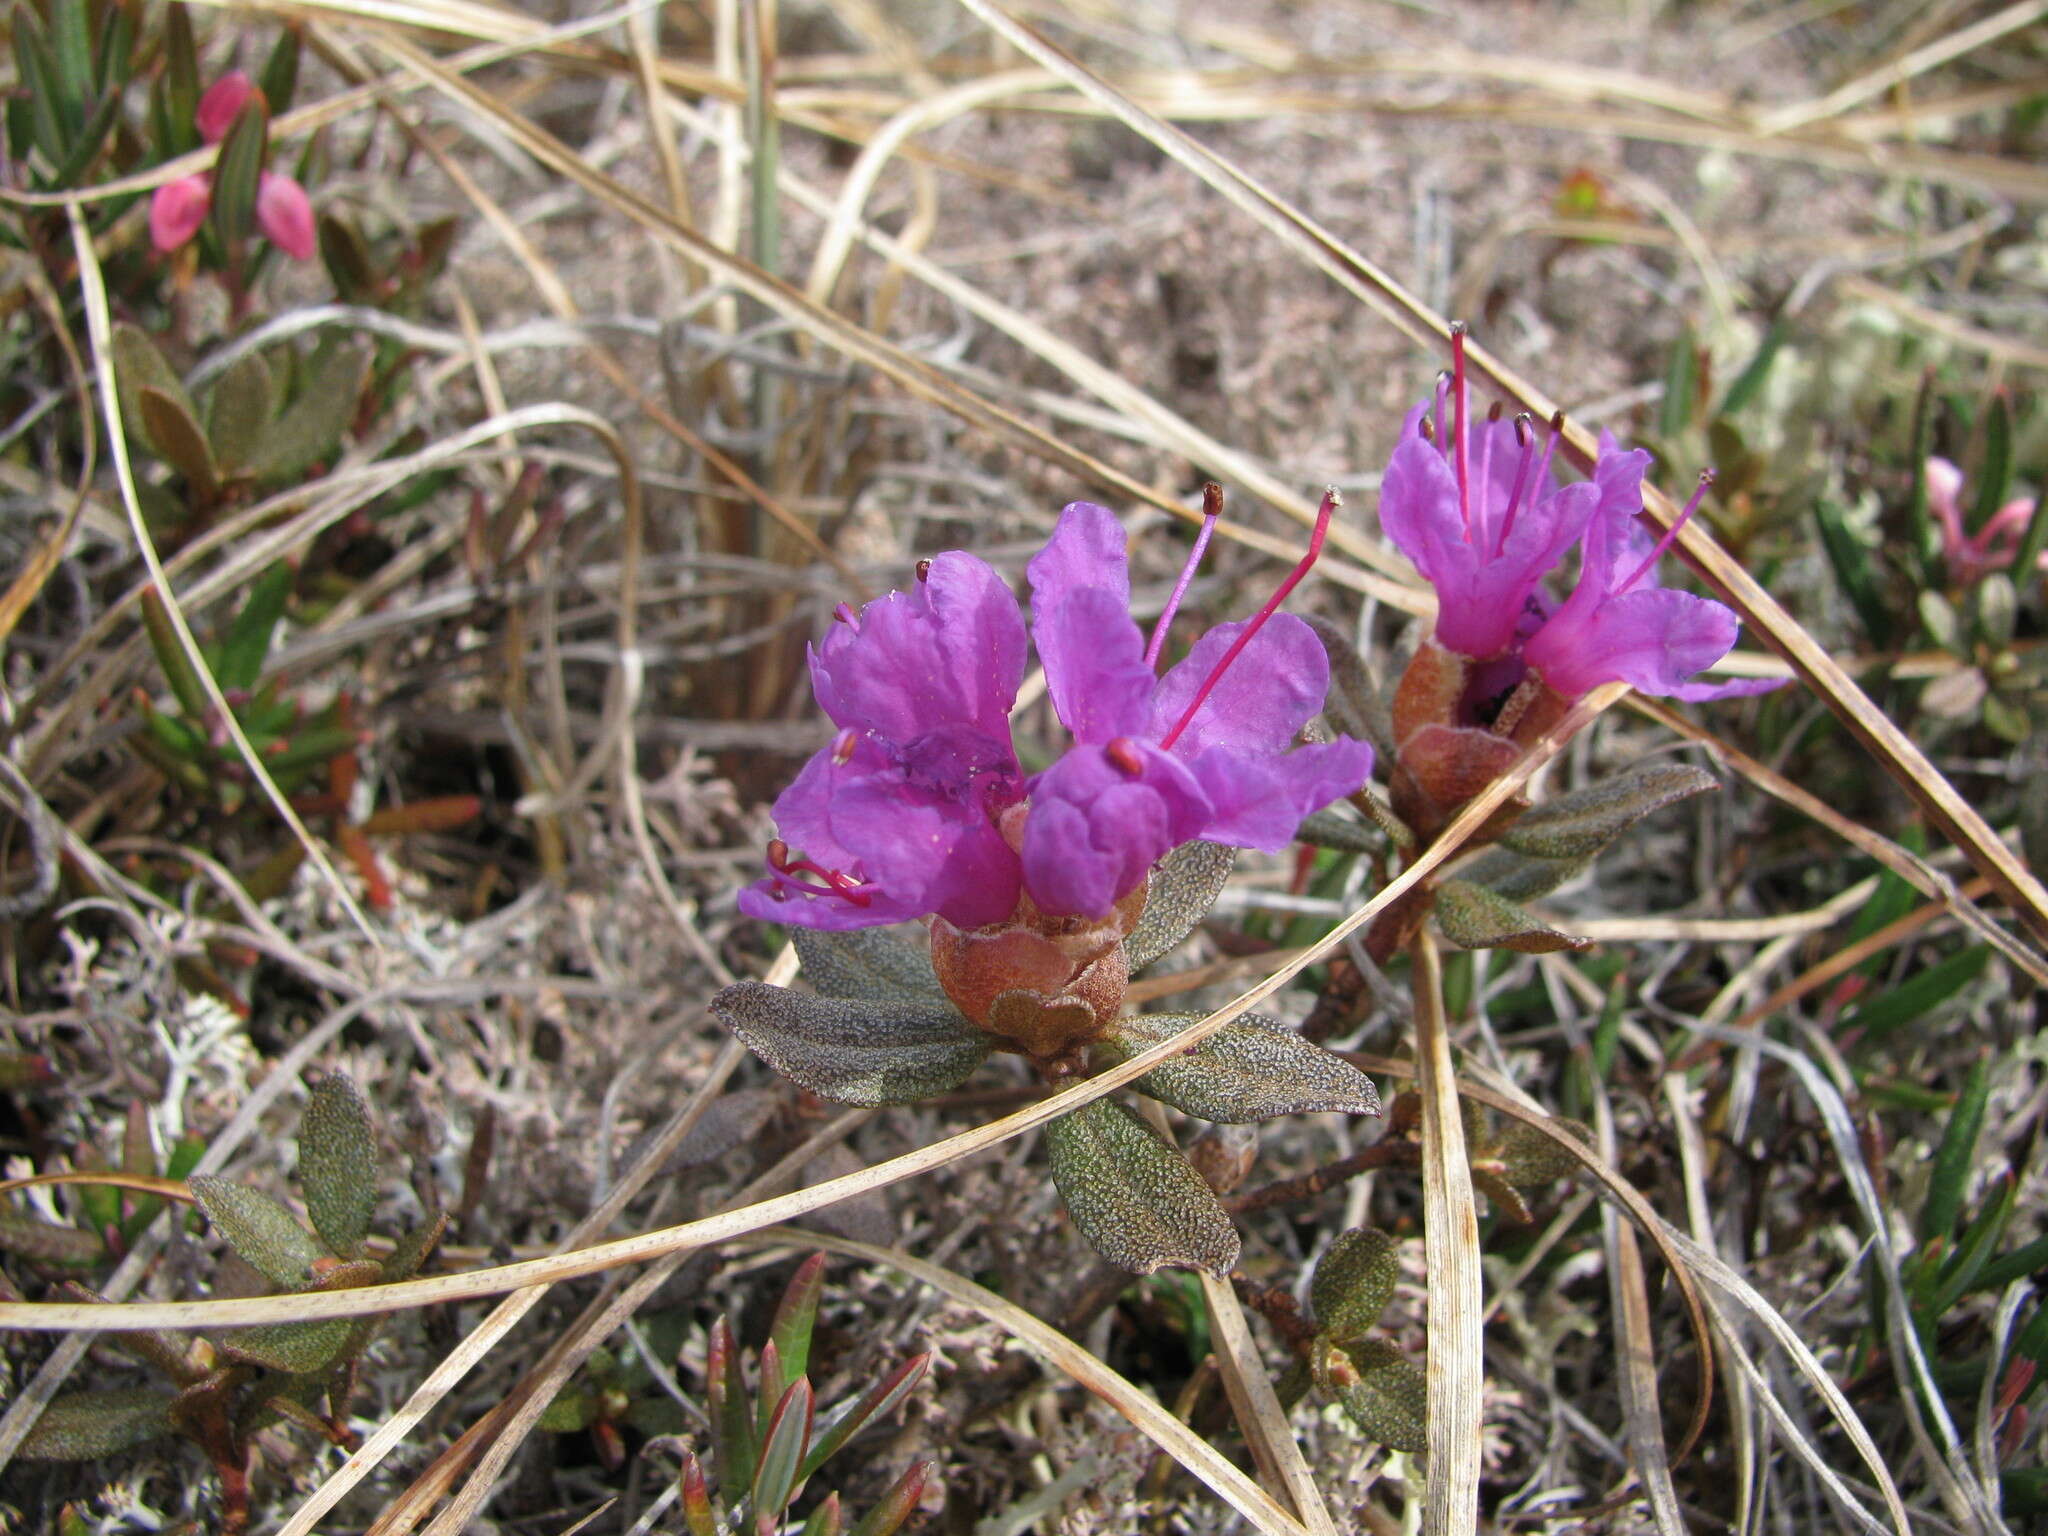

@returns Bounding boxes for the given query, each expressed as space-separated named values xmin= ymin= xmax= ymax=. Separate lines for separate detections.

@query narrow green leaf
xmin=1123 ymin=841 xmax=1236 ymax=972
xmin=799 ymin=1352 xmax=929 ymax=1481
xmin=801 ymin=1493 xmax=844 ymax=1536
xmin=1716 ymin=319 xmax=1785 ymax=416
xmin=1659 ymin=325 xmax=1698 ymax=440
xmin=751 ymin=1377 xmax=814 ymax=1526
xmin=1977 ymin=1232 xmax=2048 ymax=1295
xmin=1311 ymin=1228 xmax=1399 ymax=1343
xmin=1921 ymin=1052 xmax=1992 ymax=1244
xmin=755 ymin=1339 xmax=785 ymax=1445
xmin=1100 ymin=1012 xmax=1381 ymax=1122
xmin=136 ymin=385 xmax=218 ymax=501
xmin=16 ymin=1389 xmax=174 ymax=1460
xmin=378 ymin=1211 xmax=447 ymax=1283
xmin=48 ymin=0 xmax=95 ymax=133
xmin=0 ymin=1208 xmax=105 ymax=1269
xmin=847 ymin=1461 xmax=932 ymax=1536
xmin=680 ymin=1450 xmax=717 ymax=1536
xmin=49 ymin=86 xmax=123 ymax=186
xmin=708 ymin=1318 xmax=756 ymax=1505
xmin=95 ymin=0 xmax=138 ymax=91
xmin=298 ymin=1073 xmax=378 ymax=1258
xmin=1970 ymin=393 xmax=2014 ymax=540
xmin=1843 ymin=946 xmax=1990 ymax=1041
xmin=260 ymin=723 xmax=361 ymax=773
xmin=1295 ymin=808 xmax=1379 ymax=855
xmin=1044 ymin=1098 xmax=1240 ymax=1276
xmin=710 ymin=982 xmax=988 ymax=1106
xmin=215 ymin=562 xmax=293 ymax=695
xmin=2011 ymin=493 xmax=2048 ymax=591
xmin=188 ymin=1176 xmax=326 ymax=1288
xmin=11 ymin=7 xmax=69 ymax=165
xmin=164 ymin=3 xmax=199 ymax=151
xmin=1934 ymin=1171 xmax=2015 ymax=1314
xmin=208 ymin=95 xmax=268 ymax=250
xmin=1498 ymin=763 xmax=1719 ymax=862
xmin=1813 ymin=499 xmax=1892 ymax=646
xmin=259 ymin=26 xmax=301 ymax=114
xmin=1434 ymin=880 xmax=1589 ymax=954
xmin=1905 ymin=374 xmax=1941 ymax=576
xmin=770 ymin=1253 xmax=828 ymax=1385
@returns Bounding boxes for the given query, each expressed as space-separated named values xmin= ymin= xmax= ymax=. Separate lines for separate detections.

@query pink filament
xmin=1157 ymin=487 xmax=1339 ymax=752
xmin=1494 ymin=413 xmax=1538 ymax=557
xmin=1451 ymin=324 xmax=1472 ymax=542
xmin=1616 ymin=470 xmax=1714 ymax=597
xmin=767 ymin=839 xmax=873 ymax=906
xmin=1145 ymin=483 xmax=1222 ymax=668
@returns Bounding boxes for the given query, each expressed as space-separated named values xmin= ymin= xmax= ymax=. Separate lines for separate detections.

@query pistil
xmin=1158 ymin=487 xmax=1338 ymax=751
xmin=765 ymin=838 xmax=874 ymax=906
xmin=1494 ymin=413 xmax=1537 ymax=556
xmin=1451 ymin=323 xmax=1472 ymax=541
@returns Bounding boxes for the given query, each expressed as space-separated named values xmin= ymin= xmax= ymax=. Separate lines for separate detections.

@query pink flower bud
xmin=195 ymin=71 xmax=260 ymax=144
xmin=256 ymin=172 xmax=316 ymax=260
xmin=149 ymin=174 xmax=212 ymax=252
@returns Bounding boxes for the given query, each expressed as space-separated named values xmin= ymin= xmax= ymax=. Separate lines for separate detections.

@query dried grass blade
xmin=0 ymin=684 xmax=1631 ymax=1337
xmin=742 ymin=1230 xmax=1311 ymax=1536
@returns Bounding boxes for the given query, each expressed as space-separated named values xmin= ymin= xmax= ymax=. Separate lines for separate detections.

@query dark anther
xmin=1105 ymin=737 xmax=1146 ymax=777
xmin=915 ymin=558 xmax=932 ymax=582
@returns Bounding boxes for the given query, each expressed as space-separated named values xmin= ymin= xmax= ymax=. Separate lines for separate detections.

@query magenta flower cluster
xmin=150 ymin=72 xmax=315 ymax=263
xmin=740 ymin=502 xmax=1373 ymax=932
xmin=1384 ymin=329 xmax=1780 ymax=705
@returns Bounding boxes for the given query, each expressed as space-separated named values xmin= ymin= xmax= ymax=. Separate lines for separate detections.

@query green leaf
xmin=136 ymin=382 xmax=219 ymax=504
xmin=49 ymin=86 xmax=123 ymax=187
xmin=215 ymin=1316 xmax=354 ymax=1374
xmin=1905 ymin=376 xmax=1941 ymax=577
xmin=847 ymin=1461 xmax=932 ymax=1536
xmin=770 ymin=1253 xmax=828 ymax=1384
xmin=1315 ymin=1335 xmax=1427 ymax=1453
xmin=680 ymin=1451 xmax=717 ymax=1536
xmin=801 ymin=1494 xmax=844 ymax=1536
xmin=1933 ymin=1171 xmax=2014 ymax=1314
xmin=1044 ymin=1098 xmax=1240 ymax=1276
xmin=1123 ymin=841 xmax=1236 ymax=972
xmin=215 ymin=562 xmax=293 ymax=695
xmin=259 ymin=26 xmax=301 ymax=114
xmin=2011 ymin=480 xmax=2048 ymax=579
xmin=244 ymin=341 xmax=369 ymax=482
xmin=1970 ymin=393 xmax=2014 ymax=542
xmin=1921 ymin=1052 xmax=1991 ymax=1244
xmin=209 ymin=94 xmax=268 ymax=250
xmin=0 ymin=1208 xmax=105 ymax=1269
xmin=707 ymin=1318 xmax=756 ymax=1505
xmin=188 ymin=1176 xmax=327 ymax=1287
xmin=11 ymin=7 xmax=68 ymax=166
xmin=1311 ymin=1228 xmax=1399 ymax=1342
xmin=16 ymin=1389 xmax=174 ymax=1460
xmin=298 ymin=1074 xmax=378 ymax=1258
xmin=1659 ymin=325 xmax=1698 ymax=440
xmin=163 ymin=4 xmax=200 ymax=149
xmin=1295 ymin=808 xmax=1380 ymax=855
xmin=1495 ymin=1118 xmax=1593 ymax=1187
xmin=751 ymin=1378 xmax=814 ymax=1527
xmin=538 ymin=1387 xmax=596 ymax=1433
xmin=1716 ymin=319 xmax=1785 ymax=416
xmin=791 ymin=927 xmax=945 ymax=1003
xmin=379 ymin=1211 xmax=447 ymax=1283
xmin=1842 ymin=946 xmax=1990 ymax=1041
xmin=1814 ymin=499 xmax=1891 ymax=647
xmin=799 ymin=1352 xmax=929 ymax=1481
xmin=1498 ymin=763 xmax=1719 ymax=862
xmin=1099 ymin=1012 xmax=1382 ymax=1122
xmin=710 ymin=982 xmax=989 ymax=1106
xmin=1433 ymin=880 xmax=1589 ymax=954
xmin=206 ymin=351 xmax=275 ymax=479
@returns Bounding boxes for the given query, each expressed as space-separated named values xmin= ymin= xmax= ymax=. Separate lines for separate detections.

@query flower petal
xmin=829 ymin=772 xmax=1021 ymax=930
xmin=1531 ymin=587 xmax=1738 ymax=698
xmin=1022 ymin=741 xmax=1210 ymax=918
xmin=149 ymin=176 xmax=212 ymax=253
xmin=1036 ymin=586 xmax=1155 ymax=744
xmin=1028 ymin=500 xmax=1130 ymax=612
xmin=1185 ymin=737 xmax=1374 ymax=850
xmin=195 ymin=72 xmax=259 ymax=143
xmin=1148 ymin=614 xmax=1330 ymax=757
xmin=812 ymin=551 xmax=1025 ymax=751
xmin=256 ymin=172 xmax=316 ymax=260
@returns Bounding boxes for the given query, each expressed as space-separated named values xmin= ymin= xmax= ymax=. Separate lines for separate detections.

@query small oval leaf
xmin=1044 ymin=1097 xmax=1240 ymax=1276
xmin=1497 ymin=762 xmax=1718 ymax=862
xmin=1433 ymin=880 xmax=1589 ymax=954
xmin=711 ymin=982 xmax=989 ymax=1106
xmin=1311 ymin=1228 xmax=1400 ymax=1342
xmin=299 ymin=1074 xmax=378 ymax=1258
xmin=1317 ymin=1335 xmax=1427 ymax=1453
xmin=1124 ymin=842 xmax=1236 ymax=972
xmin=214 ymin=1316 xmax=354 ymax=1374
xmin=1101 ymin=1013 xmax=1382 ymax=1122
xmin=792 ymin=927 xmax=946 ymax=1003
xmin=188 ymin=1176 xmax=327 ymax=1287
xmin=17 ymin=1389 xmax=174 ymax=1460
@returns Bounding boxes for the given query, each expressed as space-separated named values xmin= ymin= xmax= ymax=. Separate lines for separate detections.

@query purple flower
xmin=1522 ymin=439 xmax=1783 ymax=702
xmin=1378 ymin=330 xmax=1596 ymax=660
xmin=1925 ymin=456 xmax=2044 ymax=586
xmin=739 ymin=500 xmax=1373 ymax=930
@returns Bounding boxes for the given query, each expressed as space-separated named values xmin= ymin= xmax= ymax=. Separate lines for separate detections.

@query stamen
xmin=766 ymin=838 xmax=874 ymax=906
xmin=832 ymin=602 xmax=859 ymax=628
xmin=1494 ymin=412 xmax=1537 ymax=556
xmin=1431 ymin=370 xmax=1450 ymax=453
xmin=915 ymin=558 xmax=932 ymax=583
xmin=1476 ymin=400 xmax=1505 ymax=548
xmin=1158 ymin=487 xmax=1338 ymax=752
xmin=830 ymin=728 xmax=858 ymax=765
xmin=1418 ymin=415 xmax=1437 ymax=445
xmin=1145 ymin=482 xmax=1222 ymax=668
xmin=1105 ymin=737 xmax=1145 ymax=777
xmin=1616 ymin=470 xmax=1713 ymax=596
xmin=1450 ymin=323 xmax=1472 ymax=541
